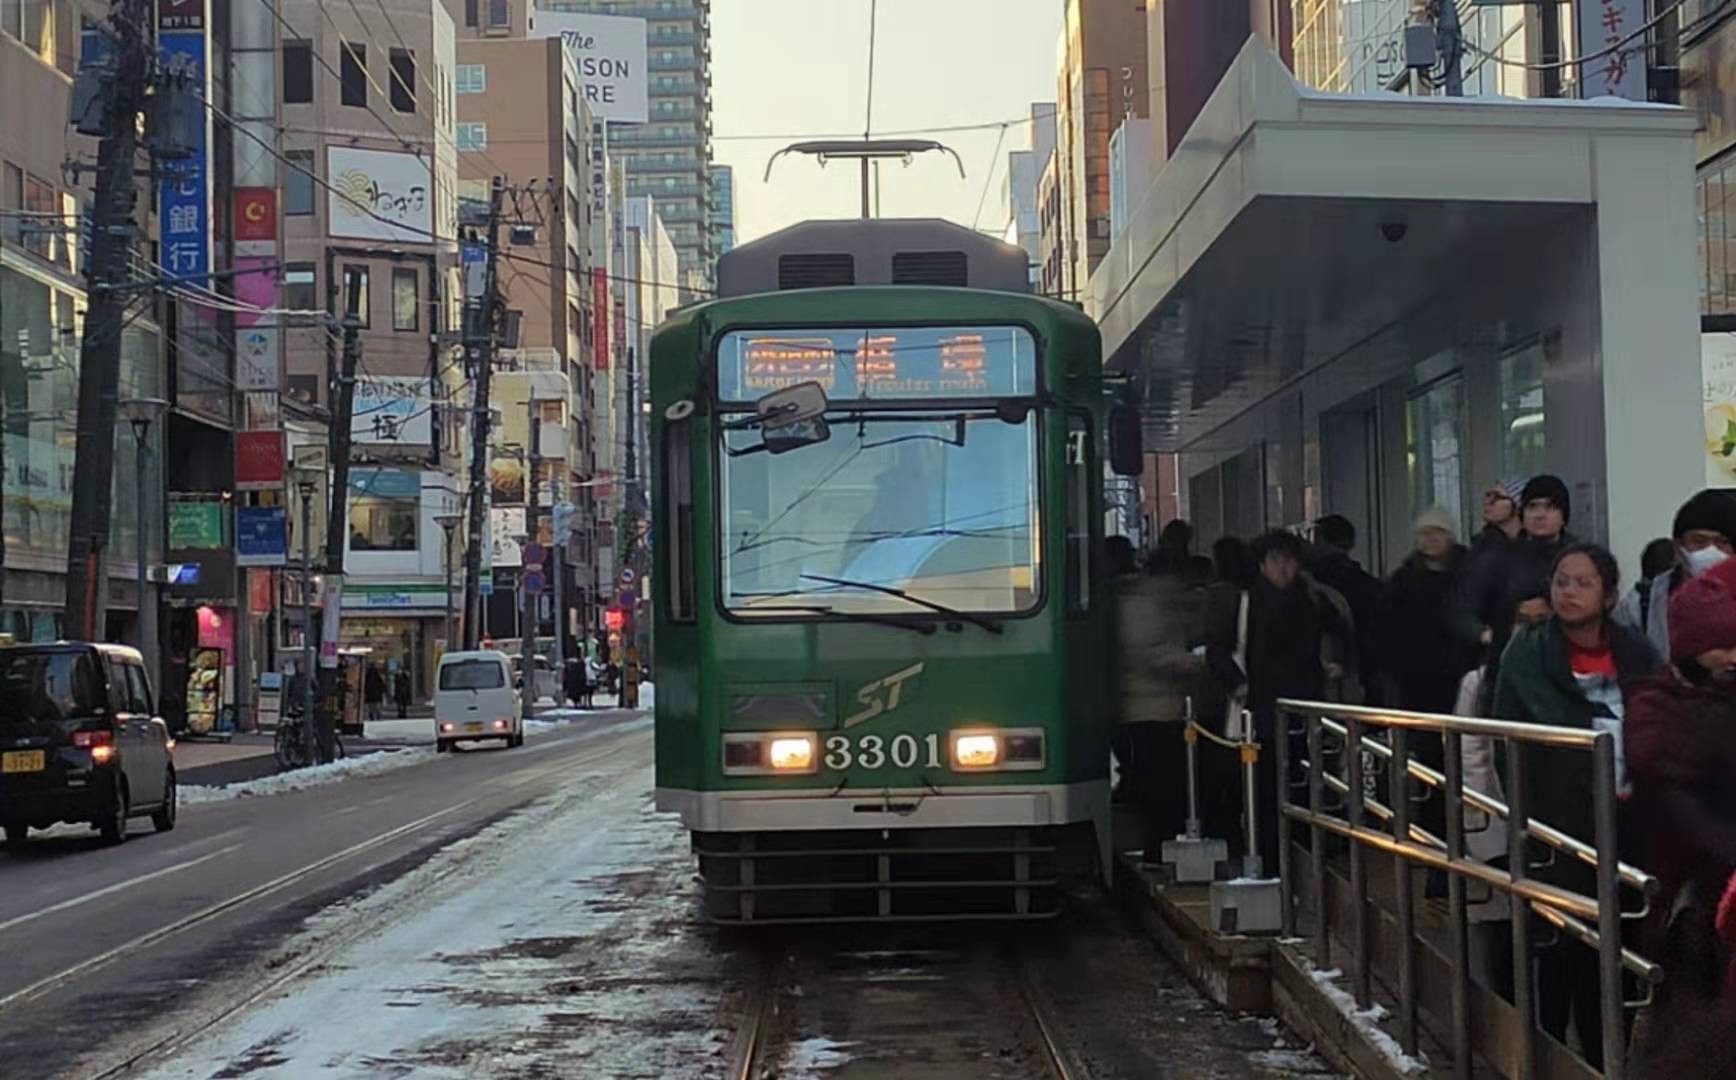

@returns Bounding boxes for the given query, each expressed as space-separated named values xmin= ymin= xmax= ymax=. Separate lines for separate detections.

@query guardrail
xmin=1275 ymin=699 xmax=1660 ymax=1080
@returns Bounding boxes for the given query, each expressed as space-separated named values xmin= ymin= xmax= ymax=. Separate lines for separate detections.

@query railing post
xmin=1390 ymin=725 xmax=1418 ymax=1056
xmin=1443 ymin=729 xmax=1472 ymax=1080
xmin=1345 ymin=714 xmax=1371 ymax=1007
xmin=1242 ymin=719 xmax=1263 ymax=879
xmin=1308 ymin=714 xmax=1329 ymax=966
xmin=1184 ymin=697 xmax=1201 ymax=840
xmin=1593 ymin=732 xmax=1625 ymax=1080
xmin=1507 ymin=735 xmax=1536 ymax=1080
xmin=1277 ymin=704 xmax=1295 ymax=937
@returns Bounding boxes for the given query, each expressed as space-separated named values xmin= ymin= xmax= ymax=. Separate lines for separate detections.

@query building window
xmin=457 ymin=122 xmax=487 ymax=151
xmin=341 ymin=41 xmax=367 ymax=108
xmin=21 ymin=173 xmax=56 ymax=261
xmin=389 ymin=48 xmax=415 ymax=113
xmin=341 ymin=263 xmax=370 ymax=326
xmin=486 ymin=0 xmax=508 ymax=27
xmin=456 ymin=63 xmax=485 ymax=93
xmin=283 ymin=263 xmax=317 ymax=310
xmin=392 ymin=267 xmax=418 ymax=331
xmin=1500 ymin=336 xmax=1549 ymax=484
xmin=283 ymin=41 xmax=313 ymax=104
xmin=348 ymin=469 xmax=419 ymax=551
xmin=284 ymin=150 xmax=315 ymax=214
xmin=464 ymin=0 xmax=476 ymax=27
xmin=1406 ymin=374 xmax=1468 ymax=539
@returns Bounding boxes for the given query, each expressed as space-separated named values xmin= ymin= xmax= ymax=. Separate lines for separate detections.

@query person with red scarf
xmin=1626 ymin=556 xmax=1736 ymax=1077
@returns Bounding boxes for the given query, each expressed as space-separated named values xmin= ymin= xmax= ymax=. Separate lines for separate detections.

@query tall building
xmin=1056 ymin=0 xmax=1149 ymax=296
xmin=455 ymin=35 xmax=602 ymax=647
xmin=0 ymin=4 xmax=165 ymax=646
xmin=540 ymin=0 xmax=714 ymax=286
xmin=1003 ymin=103 xmax=1057 ymax=288
xmin=707 ymin=164 xmax=734 ymax=255
xmin=273 ymin=0 xmax=463 ymax=697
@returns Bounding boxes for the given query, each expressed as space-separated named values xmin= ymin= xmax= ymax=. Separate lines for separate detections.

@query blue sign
xmin=157 ymin=29 xmax=209 ymax=284
xmin=523 ymin=571 xmax=545 ymax=594
xmin=236 ymin=506 xmax=289 ymax=567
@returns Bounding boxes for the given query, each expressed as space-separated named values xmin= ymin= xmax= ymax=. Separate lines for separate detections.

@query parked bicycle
xmin=274 ymin=700 xmax=346 ymax=770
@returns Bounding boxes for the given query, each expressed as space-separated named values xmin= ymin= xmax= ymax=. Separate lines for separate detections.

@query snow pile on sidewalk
xmin=1305 ymin=965 xmax=1428 ymax=1075
xmin=178 ymin=747 xmax=434 ymax=805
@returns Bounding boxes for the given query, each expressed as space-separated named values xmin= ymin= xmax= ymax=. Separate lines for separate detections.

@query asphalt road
xmin=0 ymin=709 xmax=654 ymax=1080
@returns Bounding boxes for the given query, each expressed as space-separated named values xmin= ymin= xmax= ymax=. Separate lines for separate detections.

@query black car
xmin=0 ymin=643 xmax=177 ymax=847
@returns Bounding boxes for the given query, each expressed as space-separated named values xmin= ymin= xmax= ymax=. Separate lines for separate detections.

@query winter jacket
xmin=1453 ymin=529 xmax=1577 ymax=653
xmin=1114 ymin=570 xmax=1208 ymax=726
xmin=1490 ymin=617 xmax=1658 ymax=892
xmin=1624 ymin=672 xmax=1736 ymax=1076
xmin=1380 ymin=548 xmax=1470 ymax=714
xmin=364 ymin=668 xmax=386 ymax=704
xmin=1309 ymin=548 xmax=1384 ymax=689
xmin=1455 ymin=666 xmax=1509 ymax=922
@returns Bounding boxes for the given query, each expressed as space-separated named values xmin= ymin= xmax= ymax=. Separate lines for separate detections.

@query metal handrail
xmin=1276 ymin=698 xmax=1641 ymax=1080
xmin=1314 ymin=716 xmax=1659 ymax=900
xmin=1312 ymin=764 xmax=1662 ymax=987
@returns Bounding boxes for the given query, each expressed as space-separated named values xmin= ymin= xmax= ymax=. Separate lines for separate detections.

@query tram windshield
xmin=717 ymin=326 xmax=1042 ymax=618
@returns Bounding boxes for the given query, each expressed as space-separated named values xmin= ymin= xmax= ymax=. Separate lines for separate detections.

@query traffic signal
xmin=604 ymin=607 xmax=625 ymax=631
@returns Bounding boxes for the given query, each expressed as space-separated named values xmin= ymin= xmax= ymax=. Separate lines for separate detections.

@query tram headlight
xmin=722 ymin=732 xmax=819 ymax=775
xmin=952 ymin=732 xmax=1001 ymax=769
xmin=949 ymin=729 xmax=1046 ymax=771
xmin=768 ymin=737 xmax=814 ymax=771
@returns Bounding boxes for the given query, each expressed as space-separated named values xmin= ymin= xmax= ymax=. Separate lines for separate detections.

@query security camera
xmin=1380 ymin=221 xmax=1408 ymax=243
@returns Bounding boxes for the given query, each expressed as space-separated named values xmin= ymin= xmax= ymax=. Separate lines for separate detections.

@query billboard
xmin=1577 ymin=0 xmax=1646 ymax=102
xmin=490 ymin=506 xmax=527 ymax=568
xmin=352 ymin=375 xmax=433 ymax=445
xmin=236 ymin=506 xmax=289 ymax=567
xmin=530 ymin=11 xmax=648 ymax=123
xmin=157 ymin=22 xmax=209 ymax=283
xmin=327 ymin=146 xmax=433 ymax=243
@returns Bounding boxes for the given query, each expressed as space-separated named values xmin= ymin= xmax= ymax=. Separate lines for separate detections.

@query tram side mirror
xmin=755 ymin=380 xmax=831 ymax=454
xmin=1108 ymin=404 xmax=1143 ymax=477
xmin=755 ymin=380 xmax=829 ymax=426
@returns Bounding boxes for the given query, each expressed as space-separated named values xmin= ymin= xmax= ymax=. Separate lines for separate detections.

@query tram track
xmin=723 ymin=929 xmax=1096 ymax=1080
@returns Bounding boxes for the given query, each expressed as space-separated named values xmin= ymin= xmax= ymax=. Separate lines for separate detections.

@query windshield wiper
xmin=728 ymin=602 xmax=937 ymax=636
xmin=799 ymin=573 xmax=1004 ymax=634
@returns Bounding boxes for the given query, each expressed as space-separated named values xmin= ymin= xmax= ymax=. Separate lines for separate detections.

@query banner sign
xmin=593 ymin=268 xmax=609 ymax=370
xmin=237 ymin=325 xmax=279 ymax=391
xmin=235 ymin=429 xmax=286 ymax=488
xmin=157 ymin=24 xmax=209 ymax=284
xmin=327 ymin=146 xmax=433 ymax=243
xmin=236 ymin=505 xmax=289 ymax=566
xmin=352 ymin=375 xmax=433 ymax=444
xmin=234 ymin=187 xmax=276 ymax=243
xmin=1578 ymin=0 xmax=1646 ymax=101
xmin=529 ymin=11 xmax=649 ymax=123
xmin=168 ymin=499 xmax=224 ymax=548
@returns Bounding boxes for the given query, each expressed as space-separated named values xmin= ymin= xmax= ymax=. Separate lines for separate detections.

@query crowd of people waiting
xmin=1110 ymin=478 xmax=1736 ymax=1074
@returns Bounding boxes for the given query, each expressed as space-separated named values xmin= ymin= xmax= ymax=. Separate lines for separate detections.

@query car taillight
xmin=493 ymin=718 xmax=508 ymax=730
xmin=72 ymin=730 xmax=113 ymax=749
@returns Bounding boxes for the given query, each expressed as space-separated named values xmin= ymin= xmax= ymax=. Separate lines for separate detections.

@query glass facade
xmin=1 ymin=259 xmax=163 ymax=639
xmin=1499 ymin=338 xmax=1548 ymax=484
xmin=1406 ymin=375 xmax=1468 ymax=537
xmin=1291 ymin=0 xmax=1550 ymax=97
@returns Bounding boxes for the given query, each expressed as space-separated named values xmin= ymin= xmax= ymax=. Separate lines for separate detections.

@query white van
xmin=434 ymin=650 xmax=522 ymax=752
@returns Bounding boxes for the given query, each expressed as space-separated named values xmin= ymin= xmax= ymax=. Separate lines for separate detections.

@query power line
xmin=1460 ymin=0 xmax=1686 ymax=72
xmin=970 ymin=123 xmax=1011 ymax=232
xmin=710 ymin=115 xmax=1038 ymax=143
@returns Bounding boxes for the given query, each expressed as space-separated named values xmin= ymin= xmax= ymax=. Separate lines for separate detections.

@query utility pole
xmin=461 ymin=178 xmax=504 ymax=650
xmin=314 ymin=271 xmax=364 ymax=762
xmin=525 ymin=401 xmax=541 ymax=671
xmin=63 ymin=0 xmax=154 ymax=641
xmin=1436 ymin=0 xmax=1464 ymax=97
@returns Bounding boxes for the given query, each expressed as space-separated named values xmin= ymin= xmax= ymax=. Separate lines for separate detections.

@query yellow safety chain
xmin=1185 ymin=719 xmax=1260 ymax=761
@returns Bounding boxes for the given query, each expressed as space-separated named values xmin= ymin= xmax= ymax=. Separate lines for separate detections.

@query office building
xmin=1055 ymin=0 xmax=1149 ymax=295
xmin=539 ymin=0 xmax=715 ymax=286
xmin=708 ymin=164 xmax=734 ymax=255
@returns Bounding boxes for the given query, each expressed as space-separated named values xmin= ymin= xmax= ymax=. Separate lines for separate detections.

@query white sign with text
xmin=327 ymin=146 xmax=435 ymax=242
xmin=530 ymin=11 xmax=649 ymax=123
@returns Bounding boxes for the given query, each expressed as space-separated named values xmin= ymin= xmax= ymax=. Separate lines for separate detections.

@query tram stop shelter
xmin=1089 ymin=41 xmax=1703 ymax=580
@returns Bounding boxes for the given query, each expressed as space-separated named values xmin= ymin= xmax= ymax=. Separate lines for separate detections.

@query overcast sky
xmin=710 ymin=0 xmax=1066 ymax=244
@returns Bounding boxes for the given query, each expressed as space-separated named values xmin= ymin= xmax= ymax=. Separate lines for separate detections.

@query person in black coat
xmin=1308 ymin=515 xmax=1385 ymax=699
xmin=1454 ymin=474 xmax=1577 ymax=657
xmin=363 ymin=663 xmax=387 ymax=725
xmin=1381 ymin=507 xmax=1471 ymax=715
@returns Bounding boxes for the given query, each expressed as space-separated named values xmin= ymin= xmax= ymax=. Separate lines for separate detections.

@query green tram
xmin=650 ymin=219 xmax=1140 ymax=922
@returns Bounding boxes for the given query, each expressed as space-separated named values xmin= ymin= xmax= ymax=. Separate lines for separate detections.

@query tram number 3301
xmin=823 ymin=733 xmax=942 ymax=771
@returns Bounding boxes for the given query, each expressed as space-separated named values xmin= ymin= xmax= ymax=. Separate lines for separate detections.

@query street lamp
xmin=294 ymin=468 xmax=319 ymax=766
xmin=118 ymin=398 xmax=168 ymax=684
xmin=433 ymin=512 xmax=462 ymax=662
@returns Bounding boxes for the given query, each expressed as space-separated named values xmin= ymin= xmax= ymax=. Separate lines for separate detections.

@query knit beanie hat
xmin=1669 ymin=555 xmax=1736 ymax=661
xmin=1521 ymin=475 xmax=1572 ymax=523
xmin=1673 ymin=489 xmax=1736 ymax=542
xmin=1487 ymin=477 xmax=1524 ymax=504
xmin=1413 ymin=506 xmax=1456 ymax=538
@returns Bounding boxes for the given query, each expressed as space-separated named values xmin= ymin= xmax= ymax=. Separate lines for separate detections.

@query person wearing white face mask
xmin=1616 ymin=489 xmax=1736 ymax=660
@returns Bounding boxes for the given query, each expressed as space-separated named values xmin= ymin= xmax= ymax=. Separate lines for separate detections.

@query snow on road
xmin=141 ymin=762 xmax=741 ymax=1079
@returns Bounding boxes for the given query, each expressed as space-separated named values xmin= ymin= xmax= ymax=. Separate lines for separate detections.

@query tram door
xmin=1320 ymin=396 xmax=1383 ymax=574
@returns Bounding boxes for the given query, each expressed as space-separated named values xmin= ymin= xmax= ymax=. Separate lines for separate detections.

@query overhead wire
xmin=970 ymin=123 xmax=1012 ymax=232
